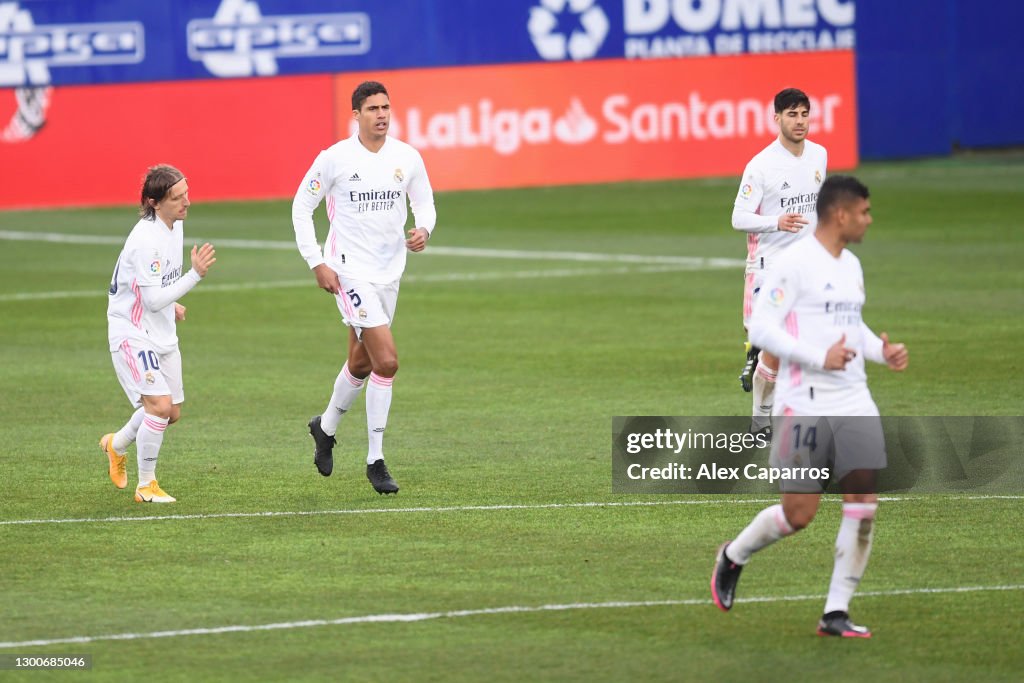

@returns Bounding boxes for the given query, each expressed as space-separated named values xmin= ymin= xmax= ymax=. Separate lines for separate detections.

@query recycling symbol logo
xmin=528 ymin=0 xmax=609 ymax=61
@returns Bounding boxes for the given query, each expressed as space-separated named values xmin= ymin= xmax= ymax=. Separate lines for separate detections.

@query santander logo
xmin=554 ymin=98 xmax=599 ymax=144
xmin=353 ymin=93 xmax=841 ymax=156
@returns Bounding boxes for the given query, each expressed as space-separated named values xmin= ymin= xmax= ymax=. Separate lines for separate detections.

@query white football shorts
xmin=111 ymin=340 xmax=184 ymax=407
xmin=334 ymin=277 xmax=400 ymax=336
xmin=770 ymin=412 xmax=887 ymax=493
xmin=774 ymin=385 xmax=881 ymax=419
xmin=742 ymin=270 xmax=767 ymax=328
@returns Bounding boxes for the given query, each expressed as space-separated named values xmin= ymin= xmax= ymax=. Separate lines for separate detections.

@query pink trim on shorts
xmin=784 ymin=311 xmax=802 ymax=387
xmin=777 ymin=411 xmax=794 ymax=454
xmin=337 ymin=279 xmax=356 ymax=320
xmin=369 ymin=372 xmax=394 ymax=387
xmin=120 ymin=340 xmax=141 ymax=382
xmin=743 ymin=272 xmax=756 ymax=320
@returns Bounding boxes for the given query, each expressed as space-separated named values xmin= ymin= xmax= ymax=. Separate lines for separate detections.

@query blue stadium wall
xmin=856 ymin=0 xmax=1024 ymax=158
xmin=2 ymin=0 xmax=1021 ymax=161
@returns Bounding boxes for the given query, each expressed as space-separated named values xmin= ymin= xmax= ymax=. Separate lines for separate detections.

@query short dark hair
xmin=352 ymin=81 xmax=388 ymax=111
xmin=816 ymin=175 xmax=870 ymax=221
xmin=139 ymin=164 xmax=185 ymax=220
xmin=774 ymin=88 xmax=810 ymax=113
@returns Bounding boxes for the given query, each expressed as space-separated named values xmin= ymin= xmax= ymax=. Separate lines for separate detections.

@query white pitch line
xmin=0 ymin=289 xmax=111 ymax=302
xmin=426 ymin=245 xmax=742 ymax=267
xmin=0 ymin=499 xmax=782 ymax=526
xmin=0 ymin=584 xmax=1020 ymax=650
xmin=0 ymin=263 xmax=716 ymax=303
xmin=0 ymin=230 xmax=744 ymax=267
xmin=0 ymin=230 xmax=125 ymax=247
xmin=3 ymin=495 xmax=1018 ymax=528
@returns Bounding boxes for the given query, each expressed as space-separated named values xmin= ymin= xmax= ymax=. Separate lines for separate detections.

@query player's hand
xmin=406 ymin=227 xmax=429 ymax=252
xmin=174 ymin=303 xmax=186 ymax=321
xmin=313 ymin=263 xmax=341 ymax=294
xmin=881 ymin=332 xmax=908 ymax=371
xmin=191 ymin=243 xmax=217 ymax=277
xmin=777 ymin=213 xmax=809 ymax=233
xmin=824 ymin=334 xmax=857 ymax=370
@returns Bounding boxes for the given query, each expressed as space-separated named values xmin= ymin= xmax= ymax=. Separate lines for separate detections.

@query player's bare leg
xmin=359 ymin=325 xmax=400 ymax=495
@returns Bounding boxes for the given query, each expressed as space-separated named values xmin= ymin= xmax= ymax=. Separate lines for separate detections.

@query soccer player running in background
xmin=101 ymin=165 xmax=216 ymax=503
xmin=292 ymin=80 xmax=437 ymax=495
xmin=711 ymin=176 xmax=909 ymax=637
xmin=732 ymin=88 xmax=828 ymax=437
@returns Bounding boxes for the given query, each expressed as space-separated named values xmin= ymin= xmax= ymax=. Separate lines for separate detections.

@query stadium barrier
xmin=0 ymin=52 xmax=855 ymax=207
xmin=334 ymin=52 xmax=856 ymax=192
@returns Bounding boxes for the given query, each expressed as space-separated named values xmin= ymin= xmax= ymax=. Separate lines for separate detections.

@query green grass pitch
xmin=1 ymin=156 xmax=1022 ymax=681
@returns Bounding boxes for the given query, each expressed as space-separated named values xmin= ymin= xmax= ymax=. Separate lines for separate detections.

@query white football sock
xmin=751 ymin=356 xmax=777 ymax=427
xmin=136 ymin=413 xmax=168 ymax=487
xmin=321 ymin=362 xmax=365 ymax=436
xmin=365 ymin=372 xmax=393 ymax=464
xmin=112 ymin=407 xmax=145 ymax=452
xmin=726 ymin=504 xmax=796 ymax=565
xmin=824 ymin=503 xmax=877 ymax=615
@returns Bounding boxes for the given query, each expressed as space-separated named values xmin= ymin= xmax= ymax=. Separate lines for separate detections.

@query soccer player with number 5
xmin=292 ymin=81 xmax=437 ymax=495
xmin=101 ymin=165 xmax=216 ymax=503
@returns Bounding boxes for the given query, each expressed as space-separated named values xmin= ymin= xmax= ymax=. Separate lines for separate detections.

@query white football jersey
xmin=107 ymin=217 xmax=185 ymax=354
xmin=748 ymin=236 xmax=885 ymax=414
xmin=733 ymin=138 xmax=827 ymax=273
xmin=292 ymin=134 xmax=437 ymax=284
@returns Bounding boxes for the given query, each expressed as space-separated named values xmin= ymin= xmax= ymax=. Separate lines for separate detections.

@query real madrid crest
xmin=394 ymin=168 xmax=404 ymax=183
xmin=815 ymin=170 xmax=822 ymax=184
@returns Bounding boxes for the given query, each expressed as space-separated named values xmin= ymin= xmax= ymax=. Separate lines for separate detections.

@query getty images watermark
xmin=612 ymin=416 xmax=1024 ymax=494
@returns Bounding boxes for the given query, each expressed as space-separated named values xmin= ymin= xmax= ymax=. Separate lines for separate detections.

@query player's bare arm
xmin=175 ymin=303 xmax=186 ymax=321
xmin=190 ymin=243 xmax=216 ymax=277
xmin=313 ymin=263 xmax=341 ymax=294
xmin=880 ymin=332 xmax=908 ymax=371
xmin=777 ymin=213 xmax=809 ymax=233
xmin=405 ymin=228 xmax=429 ymax=252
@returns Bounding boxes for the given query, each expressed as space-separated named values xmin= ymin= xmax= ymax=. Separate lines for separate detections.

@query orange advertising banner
xmin=0 ymin=76 xmax=333 ymax=209
xmin=334 ymin=52 xmax=857 ymax=191
xmin=0 ymin=51 xmax=856 ymax=208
